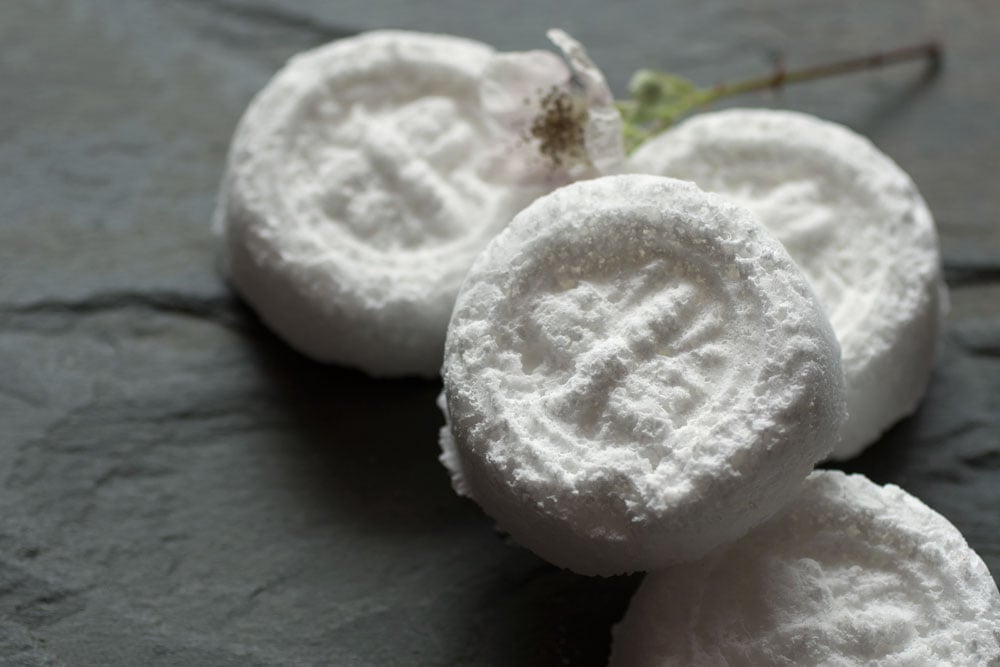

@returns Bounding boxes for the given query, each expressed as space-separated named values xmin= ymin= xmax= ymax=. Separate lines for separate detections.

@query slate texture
xmin=1 ymin=1 xmax=998 ymax=665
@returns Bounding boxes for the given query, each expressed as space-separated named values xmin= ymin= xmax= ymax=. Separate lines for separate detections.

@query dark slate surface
xmin=1 ymin=1 xmax=997 ymax=664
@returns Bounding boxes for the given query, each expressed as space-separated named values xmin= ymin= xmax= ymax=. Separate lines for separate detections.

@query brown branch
xmin=707 ymin=41 xmax=942 ymax=101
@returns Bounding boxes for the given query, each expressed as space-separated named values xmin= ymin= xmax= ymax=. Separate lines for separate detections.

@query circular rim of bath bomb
xmin=441 ymin=174 xmax=846 ymax=575
xmin=629 ymin=109 xmax=945 ymax=459
xmin=610 ymin=470 xmax=1000 ymax=666
xmin=216 ymin=30 xmax=541 ymax=377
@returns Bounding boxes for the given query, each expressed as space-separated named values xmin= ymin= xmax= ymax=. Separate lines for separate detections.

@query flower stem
xmin=705 ymin=41 xmax=941 ymax=101
xmin=620 ymin=41 xmax=942 ymax=152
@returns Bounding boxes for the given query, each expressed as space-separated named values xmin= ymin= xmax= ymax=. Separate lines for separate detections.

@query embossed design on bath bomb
xmin=630 ymin=109 xmax=945 ymax=459
xmin=216 ymin=30 xmax=622 ymax=377
xmin=610 ymin=470 xmax=1000 ymax=666
xmin=440 ymin=174 xmax=846 ymax=575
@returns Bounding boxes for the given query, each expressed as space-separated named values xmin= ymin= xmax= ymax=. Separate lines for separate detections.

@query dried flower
xmin=477 ymin=29 xmax=625 ymax=186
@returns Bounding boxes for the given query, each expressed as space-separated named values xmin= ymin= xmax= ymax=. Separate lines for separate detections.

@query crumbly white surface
xmin=629 ymin=109 xmax=945 ymax=459
xmin=440 ymin=175 xmax=846 ymax=575
xmin=215 ymin=31 xmax=547 ymax=376
xmin=610 ymin=470 xmax=1000 ymax=666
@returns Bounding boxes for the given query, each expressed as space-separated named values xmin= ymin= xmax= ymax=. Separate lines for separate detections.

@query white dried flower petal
xmin=477 ymin=29 xmax=625 ymax=186
xmin=545 ymin=28 xmax=614 ymax=106
xmin=479 ymin=50 xmax=569 ymax=125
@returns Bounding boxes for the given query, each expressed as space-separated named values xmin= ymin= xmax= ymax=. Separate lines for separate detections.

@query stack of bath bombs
xmin=216 ymin=30 xmax=1000 ymax=665
xmin=438 ymin=173 xmax=999 ymax=663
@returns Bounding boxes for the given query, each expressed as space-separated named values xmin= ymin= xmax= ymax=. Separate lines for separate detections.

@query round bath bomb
xmin=440 ymin=174 xmax=846 ymax=575
xmin=215 ymin=31 xmax=545 ymax=377
xmin=629 ymin=109 xmax=945 ymax=459
xmin=610 ymin=470 xmax=1000 ymax=666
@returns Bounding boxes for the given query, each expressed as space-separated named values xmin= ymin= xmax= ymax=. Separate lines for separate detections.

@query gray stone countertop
xmin=1 ymin=1 xmax=998 ymax=665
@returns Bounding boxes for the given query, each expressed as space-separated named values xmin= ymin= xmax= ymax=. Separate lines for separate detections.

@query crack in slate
xmin=0 ymin=291 xmax=245 ymax=327
xmin=954 ymin=340 xmax=1000 ymax=358
xmin=943 ymin=263 xmax=1000 ymax=288
xmin=961 ymin=450 xmax=1000 ymax=470
xmin=0 ymin=557 xmax=90 ymax=631
xmin=950 ymin=320 xmax=1000 ymax=358
xmin=170 ymin=0 xmax=355 ymax=40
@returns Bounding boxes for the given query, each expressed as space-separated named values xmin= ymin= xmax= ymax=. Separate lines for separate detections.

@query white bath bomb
xmin=440 ymin=174 xmax=846 ymax=575
xmin=629 ymin=109 xmax=945 ymax=459
xmin=215 ymin=31 xmax=546 ymax=377
xmin=610 ymin=470 xmax=1000 ymax=666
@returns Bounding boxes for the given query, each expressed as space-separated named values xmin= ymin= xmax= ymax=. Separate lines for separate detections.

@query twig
xmin=621 ymin=41 xmax=943 ymax=151
xmin=706 ymin=41 xmax=942 ymax=101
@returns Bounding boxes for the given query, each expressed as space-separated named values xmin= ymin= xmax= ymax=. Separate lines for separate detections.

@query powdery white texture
xmin=216 ymin=31 xmax=548 ymax=376
xmin=610 ymin=470 xmax=1000 ymax=666
xmin=629 ymin=109 xmax=945 ymax=459
xmin=440 ymin=174 xmax=846 ymax=575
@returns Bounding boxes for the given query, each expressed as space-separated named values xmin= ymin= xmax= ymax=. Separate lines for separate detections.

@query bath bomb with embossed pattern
xmin=440 ymin=174 xmax=846 ymax=575
xmin=215 ymin=31 xmax=547 ymax=377
xmin=610 ymin=470 xmax=1000 ymax=666
xmin=630 ymin=109 xmax=945 ymax=459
